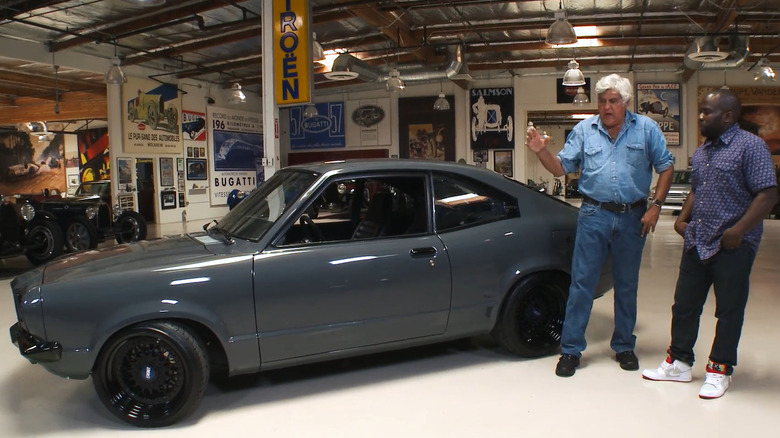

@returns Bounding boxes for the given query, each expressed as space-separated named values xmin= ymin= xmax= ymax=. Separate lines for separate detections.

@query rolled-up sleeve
xmin=646 ymin=122 xmax=674 ymax=173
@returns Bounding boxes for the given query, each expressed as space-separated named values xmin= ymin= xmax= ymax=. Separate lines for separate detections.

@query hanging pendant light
xmin=229 ymin=82 xmax=247 ymax=104
xmin=754 ymin=58 xmax=776 ymax=83
xmin=562 ymin=59 xmax=586 ymax=86
xmin=546 ymin=0 xmax=577 ymax=46
xmin=303 ymin=103 xmax=319 ymax=118
xmin=386 ymin=68 xmax=405 ymax=92
xmin=573 ymin=87 xmax=589 ymax=106
xmin=433 ymin=82 xmax=450 ymax=111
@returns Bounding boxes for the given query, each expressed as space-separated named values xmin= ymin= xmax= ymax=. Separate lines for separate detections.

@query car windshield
xmin=216 ymin=169 xmax=319 ymax=241
xmin=673 ymin=170 xmax=691 ymax=185
xmin=75 ymin=182 xmax=107 ymax=196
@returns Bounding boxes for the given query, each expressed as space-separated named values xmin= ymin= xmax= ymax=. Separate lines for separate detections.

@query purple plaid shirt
xmin=685 ymin=123 xmax=777 ymax=260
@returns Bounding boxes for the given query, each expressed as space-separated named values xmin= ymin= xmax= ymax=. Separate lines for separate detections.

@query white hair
xmin=595 ymin=74 xmax=632 ymax=104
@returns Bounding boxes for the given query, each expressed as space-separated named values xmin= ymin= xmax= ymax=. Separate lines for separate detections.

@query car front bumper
xmin=9 ymin=322 xmax=61 ymax=363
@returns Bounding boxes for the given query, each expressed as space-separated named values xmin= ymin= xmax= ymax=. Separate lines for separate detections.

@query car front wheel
xmin=493 ymin=273 xmax=569 ymax=358
xmin=65 ymin=216 xmax=98 ymax=252
xmin=92 ymin=321 xmax=209 ymax=428
xmin=115 ymin=211 xmax=148 ymax=243
xmin=24 ymin=219 xmax=64 ymax=265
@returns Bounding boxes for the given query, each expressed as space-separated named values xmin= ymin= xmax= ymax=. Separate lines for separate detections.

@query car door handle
xmin=409 ymin=247 xmax=437 ymax=257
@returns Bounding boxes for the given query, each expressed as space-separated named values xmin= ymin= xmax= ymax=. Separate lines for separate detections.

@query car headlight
xmin=113 ymin=204 xmax=122 ymax=218
xmin=337 ymin=183 xmax=347 ymax=195
xmin=85 ymin=206 xmax=97 ymax=220
xmin=20 ymin=203 xmax=35 ymax=221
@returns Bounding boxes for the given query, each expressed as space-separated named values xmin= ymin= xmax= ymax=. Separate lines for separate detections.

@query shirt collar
xmin=703 ymin=123 xmax=740 ymax=149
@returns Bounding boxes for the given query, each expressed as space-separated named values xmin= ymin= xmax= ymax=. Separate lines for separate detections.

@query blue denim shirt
xmin=685 ymin=123 xmax=777 ymax=260
xmin=558 ymin=111 xmax=674 ymax=204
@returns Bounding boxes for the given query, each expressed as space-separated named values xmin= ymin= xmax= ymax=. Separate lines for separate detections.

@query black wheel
xmin=65 ymin=216 xmax=99 ymax=252
xmin=25 ymin=219 xmax=64 ymax=265
xmin=115 ymin=211 xmax=148 ymax=244
xmin=299 ymin=215 xmax=323 ymax=242
xmin=92 ymin=321 xmax=209 ymax=428
xmin=493 ymin=273 xmax=569 ymax=357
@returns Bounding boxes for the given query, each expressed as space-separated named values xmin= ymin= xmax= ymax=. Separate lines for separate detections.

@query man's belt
xmin=582 ymin=194 xmax=646 ymax=213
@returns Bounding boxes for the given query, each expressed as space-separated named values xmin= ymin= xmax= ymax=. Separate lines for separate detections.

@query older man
xmin=642 ymin=88 xmax=778 ymax=398
xmin=526 ymin=74 xmax=674 ymax=377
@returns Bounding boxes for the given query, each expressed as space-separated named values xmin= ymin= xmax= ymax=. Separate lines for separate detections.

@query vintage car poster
xmin=345 ymin=98 xmax=391 ymax=147
xmin=398 ymin=96 xmax=455 ymax=161
xmin=207 ymin=106 xmax=263 ymax=206
xmin=289 ymin=101 xmax=345 ymax=150
xmin=0 ymin=130 xmax=67 ymax=195
xmin=470 ymin=87 xmax=514 ymax=150
xmin=123 ymin=77 xmax=182 ymax=154
xmin=636 ymin=83 xmax=681 ymax=146
xmin=182 ymin=110 xmax=206 ymax=141
xmin=699 ymin=86 xmax=780 ymax=166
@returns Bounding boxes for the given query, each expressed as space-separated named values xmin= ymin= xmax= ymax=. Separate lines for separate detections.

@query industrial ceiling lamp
xmin=312 ymin=32 xmax=325 ymax=62
xmin=562 ymin=59 xmax=586 ymax=86
xmin=229 ymin=82 xmax=247 ymax=104
xmin=546 ymin=0 xmax=577 ymax=46
xmin=303 ymin=103 xmax=319 ymax=118
xmin=573 ymin=87 xmax=589 ymax=106
xmin=433 ymin=82 xmax=450 ymax=111
xmin=386 ymin=68 xmax=405 ymax=92
xmin=104 ymin=41 xmax=127 ymax=84
xmin=754 ymin=58 xmax=776 ymax=83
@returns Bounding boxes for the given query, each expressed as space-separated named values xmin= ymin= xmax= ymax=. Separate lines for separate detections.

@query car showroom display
xmin=9 ymin=159 xmax=613 ymax=427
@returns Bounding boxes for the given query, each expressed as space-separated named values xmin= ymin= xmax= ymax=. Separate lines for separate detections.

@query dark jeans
xmin=669 ymin=245 xmax=756 ymax=375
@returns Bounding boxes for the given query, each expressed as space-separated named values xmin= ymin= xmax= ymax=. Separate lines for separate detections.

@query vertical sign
xmin=273 ymin=0 xmax=312 ymax=106
xmin=207 ymin=107 xmax=263 ymax=206
xmin=636 ymin=83 xmax=681 ymax=146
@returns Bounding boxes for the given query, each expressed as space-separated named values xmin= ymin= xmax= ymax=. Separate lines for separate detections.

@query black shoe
xmin=616 ymin=350 xmax=639 ymax=371
xmin=556 ymin=354 xmax=580 ymax=377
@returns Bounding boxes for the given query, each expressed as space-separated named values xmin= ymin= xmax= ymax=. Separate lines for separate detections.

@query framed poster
xmin=636 ymin=83 xmax=681 ymax=146
xmin=177 ymin=157 xmax=184 ymax=172
xmin=470 ymin=87 xmax=515 ymax=150
xmin=187 ymin=158 xmax=207 ymax=180
xmin=493 ymin=150 xmax=513 ymax=177
xmin=117 ymin=157 xmax=132 ymax=185
xmin=159 ymin=157 xmax=174 ymax=187
xmin=398 ymin=96 xmax=455 ymax=160
xmin=160 ymin=190 xmax=176 ymax=209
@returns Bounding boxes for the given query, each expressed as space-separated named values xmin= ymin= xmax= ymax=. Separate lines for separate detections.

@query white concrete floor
xmin=1 ymin=213 xmax=779 ymax=437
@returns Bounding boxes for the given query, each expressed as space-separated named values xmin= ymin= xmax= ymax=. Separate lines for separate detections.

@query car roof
xmin=287 ymin=159 xmax=504 ymax=181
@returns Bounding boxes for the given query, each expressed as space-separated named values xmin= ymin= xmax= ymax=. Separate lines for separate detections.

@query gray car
xmin=652 ymin=169 xmax=691 ymax=214
xmin=9 ymin=159 xmax=612 ymax=427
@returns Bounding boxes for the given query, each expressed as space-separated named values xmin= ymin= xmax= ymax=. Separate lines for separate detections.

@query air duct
xmin=684 ymin=35 xmax=750 ymax=70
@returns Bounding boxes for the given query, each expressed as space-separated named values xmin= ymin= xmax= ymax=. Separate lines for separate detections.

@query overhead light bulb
xmin=229 ymin=82 xmax=246 ymax=104
xmin=573 ymin=87 xmax=589 ymax=106
xmin=386 ymin=68 xmax=405 ymax=92
xmin=562 ymin=59 xmax=586 ymax=86
xmin=754 ymin=58 xmax=776 ymax=83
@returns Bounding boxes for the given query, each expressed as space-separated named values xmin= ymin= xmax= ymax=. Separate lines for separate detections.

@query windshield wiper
xmin=202 ymin=219 xmax=218 ymax=231
xmin=210 ymin=226 xmax=235 ymax=245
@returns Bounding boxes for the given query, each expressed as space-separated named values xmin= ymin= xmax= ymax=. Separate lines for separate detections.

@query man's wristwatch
xmin=650 ymin=198 xmax=664 ymax=208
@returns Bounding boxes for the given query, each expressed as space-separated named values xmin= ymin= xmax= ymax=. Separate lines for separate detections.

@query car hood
xmin=41 ymin=234 xmax=225 ymax=284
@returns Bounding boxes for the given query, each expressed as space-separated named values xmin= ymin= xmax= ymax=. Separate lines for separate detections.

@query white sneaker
xmin=642 ymin=358 xmax=693 ymax=382
xmin=699 ymin=372 xmax=730 ymax=399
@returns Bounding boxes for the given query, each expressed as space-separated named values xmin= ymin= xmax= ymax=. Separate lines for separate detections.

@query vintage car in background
xmin=9 ymin=159 xmax=613 ymax=427
xmin=127 ymin=90 xmax=178 ymax=131
xmin=72 ymin=180 xmax=148 ymax=245
xmin=650 ymin=168 xmax=691 ymax=214
xmin=7 ymin=163 xmax=40 ymax=179
xmin=0 ymin=195 xmax=64 ymax=265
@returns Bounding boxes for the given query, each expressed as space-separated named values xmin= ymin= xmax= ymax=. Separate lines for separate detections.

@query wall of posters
xmin=207 ymin=106 xmax=263 ymax=206
xmin=636 ymin=83 xmax=681 ymax=146
xmin=0 ymin=131 xmax=67 ymax=195
xmin=345 ymin=98 xmax=392 ymax=147
xmin=289 ymin=102 xmax=345 ymax=149
xmin=470 ymin=87 xmax=515 ymax=149
xmin=398 ymin=96 xmax=455 ymax=161
xmin=123 ymin=77 xmax=182 ymax=154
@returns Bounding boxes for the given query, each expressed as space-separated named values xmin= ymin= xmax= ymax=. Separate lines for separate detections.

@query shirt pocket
xmin=714 ymin=160 xmax=739 ymax=186
xmin=626 ymin=143 xmax=647 ymax=168
xmin=583 ymin=145 xmax=606 ymax=172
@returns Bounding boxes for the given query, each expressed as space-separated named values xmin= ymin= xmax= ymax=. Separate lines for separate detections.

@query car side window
xmin=277 ymin=175 xmax=428 ymax=246
xmin=433 ymin=173 xmax=518 ymax=233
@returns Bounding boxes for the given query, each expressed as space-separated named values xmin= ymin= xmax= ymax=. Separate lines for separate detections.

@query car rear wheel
xmin=24 ymin=219 xmax=64 ymax=265
xmin=92 ymin=321 xmax=209 ymax=428
xmin=493 ymin=273 xmax=569 ymax=358
xmin=115 ymin=211 xmax=148 ymax=243
xmin=65 ymin=216 xmax=98 ymax=252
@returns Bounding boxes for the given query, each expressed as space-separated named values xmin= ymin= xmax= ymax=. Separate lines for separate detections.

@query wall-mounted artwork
xmin=493 ymin=150 xmax=513 ymax=177
xmin=636 ymin=83 xmax=681 ymax=146
xmin=470 ymin=87 xmax=515 ymax=150
xmin=398 ymin=96 xmax=455 ymax=161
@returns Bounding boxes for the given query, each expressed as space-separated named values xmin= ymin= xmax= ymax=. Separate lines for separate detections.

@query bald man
xmin=642 ymin=88 xmax=778 ymax=399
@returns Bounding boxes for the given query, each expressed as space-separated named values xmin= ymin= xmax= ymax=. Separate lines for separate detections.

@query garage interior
xmin=2 ymin=1 xmax=780 ymax=436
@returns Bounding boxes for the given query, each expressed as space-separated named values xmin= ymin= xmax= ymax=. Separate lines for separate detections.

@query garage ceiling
xmin=1 ymin=0 xmax=779 ymax=125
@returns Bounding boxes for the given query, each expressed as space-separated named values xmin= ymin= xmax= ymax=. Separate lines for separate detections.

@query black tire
xmin=493 ymin=273 xmax=569 ymax=358
xmin=115 ymin=211 xmax=148 ymax=244
xmin=65 ymin=216 xmax=99 ymax=252
xmin=25 ymin=219 xmax=64 ymax=265
xmin=92 ymin=321 xmax=209 ymax=428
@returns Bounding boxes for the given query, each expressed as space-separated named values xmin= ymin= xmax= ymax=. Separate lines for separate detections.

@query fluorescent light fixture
xmin=562 ymin=59 xmax=586 ymax=86
xmin=551 ymin=38 xmax=602 ymax=49
xmin=571 ymin=113 xmax=592 ymax=119
xmin=124 ymin=0 xmax=165 ymax=6
xmin=317 ymin=49 xmax=342 ymax=71
xmin=104 ymin=57 xmax=127 ymax=84
xmin=573 ymin=26 xmax=599 ymax=37
xmin=229 ymin=82 xmax=247 ymax=104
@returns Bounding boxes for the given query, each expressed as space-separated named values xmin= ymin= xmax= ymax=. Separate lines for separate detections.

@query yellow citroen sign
xmin=273 ymin=0 xmax=312 ymax=106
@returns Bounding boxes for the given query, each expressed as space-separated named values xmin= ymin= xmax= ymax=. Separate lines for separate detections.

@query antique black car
xmin=0 ymin=195 xmax=64 ymax=265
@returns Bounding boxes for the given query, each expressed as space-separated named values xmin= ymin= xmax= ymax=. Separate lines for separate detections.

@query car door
xmin=252 ymin=174 xmax=452 ymax=364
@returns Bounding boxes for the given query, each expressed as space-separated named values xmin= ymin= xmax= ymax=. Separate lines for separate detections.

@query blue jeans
xmin=560 ymin=202 xmax=647 ymax=356
xmin=669 ymin=245 xmax=755 ymax=375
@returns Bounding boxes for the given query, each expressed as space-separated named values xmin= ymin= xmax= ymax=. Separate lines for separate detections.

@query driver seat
xmin=352 ymin=192 xmax=393 ymax=240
